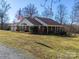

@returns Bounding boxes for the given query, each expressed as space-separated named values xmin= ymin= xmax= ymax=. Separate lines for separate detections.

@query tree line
xmin=15 ymin=0 xmax=79 ymax=24
xmin=0 ymin=0 xmax=79 ymax=33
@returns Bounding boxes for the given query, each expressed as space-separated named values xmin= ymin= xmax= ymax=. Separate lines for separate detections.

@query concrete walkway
xmin=0 ymin=44 xmax=37 ymax=59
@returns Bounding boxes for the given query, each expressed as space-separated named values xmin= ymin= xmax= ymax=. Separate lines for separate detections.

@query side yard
xmin=0 ymin=30 xmax=79 ymax=59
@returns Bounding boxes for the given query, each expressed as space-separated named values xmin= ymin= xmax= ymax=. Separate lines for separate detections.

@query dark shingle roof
xmin=37 ymin=17 xmax=60 ymax=25
xmin=19 ymin=16 xmax=60 ymax=26
xmin=27 ymin=17 xmax=43 ymax=25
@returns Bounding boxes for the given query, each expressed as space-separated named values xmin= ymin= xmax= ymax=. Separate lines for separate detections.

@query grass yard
xmin=0 ymin=30 xmax=79 ymax=59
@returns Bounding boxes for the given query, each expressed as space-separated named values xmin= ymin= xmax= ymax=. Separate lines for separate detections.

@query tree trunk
xmin=1 ymin=17 xmax=3 ymax=30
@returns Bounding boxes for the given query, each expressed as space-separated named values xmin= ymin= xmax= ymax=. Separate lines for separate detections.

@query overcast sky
xmin=7 ymin=0 xmax=74 ymax=22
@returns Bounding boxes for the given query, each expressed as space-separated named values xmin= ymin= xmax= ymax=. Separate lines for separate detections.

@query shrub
xmin=6 ymin=26 xmax=11 ymax=30
xmin=59 ymin=31 xmax=67 ymax=35
xmin=29 ymin=26 xmax=38 ymax=34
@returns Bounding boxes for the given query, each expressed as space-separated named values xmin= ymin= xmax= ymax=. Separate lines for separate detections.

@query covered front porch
xmin=11 ymin=25 xmax=67 ymax=35
xmin=29 ymin=25 xmax=67 ymax=35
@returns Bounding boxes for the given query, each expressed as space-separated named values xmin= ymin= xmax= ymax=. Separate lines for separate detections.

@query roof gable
xmin=18 ymin=18 xmax=34 ymax=26
xmin=27 ymin=17 xmax=43 ymax=25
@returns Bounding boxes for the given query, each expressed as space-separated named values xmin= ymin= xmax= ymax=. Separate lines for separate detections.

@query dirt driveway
xmin=0 ymin=44 xmax=37 ymax=59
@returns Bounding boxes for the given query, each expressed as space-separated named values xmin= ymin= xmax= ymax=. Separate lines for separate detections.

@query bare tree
xmin=70 ymin=0 xmax=79 ymax=34
xmin=41 ymin=0 xmax=61 ymax=18
xmin=0 ymin=0 xmax=10 ymax=29
xmin=70 ymin=9 xmax=74 ymax=26
xmin=55 ymin=4 xmax=67 ymax=24
xmin=72 ymin=0 xmax=79 ymax=23
xmin=41 ymin=0 xmax=61 ymax=9
xmin=70 ymin=10 xmax=75 ymax=33
xmin=42 ymin=6 xmax=53 ymax=18
xmin=22 ymin=3 xmax=38 ymax=17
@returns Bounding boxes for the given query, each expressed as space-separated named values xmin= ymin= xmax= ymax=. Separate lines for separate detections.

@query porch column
xmin=28 ymin=26 xmax=30 ymax=32
xmin=38 ymin=26 xmax=40 ymax=33
xmin=61 ymin=27 xmax=63 ymax=32
xmin=57 ymin=26 xmax=58 ymax=33
xmin=21 ymin=25 xmax=22 ymax=32
xmin=40 ymin=26 xmax=43 ymax=34
xmin=60 ymin=27 xmax=62 ymax=33
xmin=42 ymin=26 xmax=44 ymax=32
xmin=47 ymin=26 xmax=48 ymax=34
xmin=55 ymin=26 xmax=56 ymax=33
xmin=58 ymin=27 xmax=60 ymax=33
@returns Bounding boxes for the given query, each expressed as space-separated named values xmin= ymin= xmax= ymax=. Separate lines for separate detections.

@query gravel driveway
xmin=0 ymin=44 xmax=37 ymax=59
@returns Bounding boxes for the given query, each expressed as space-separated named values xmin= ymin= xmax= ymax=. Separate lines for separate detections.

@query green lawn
xmin=0 ymin=30 xmax=79 ymax=59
